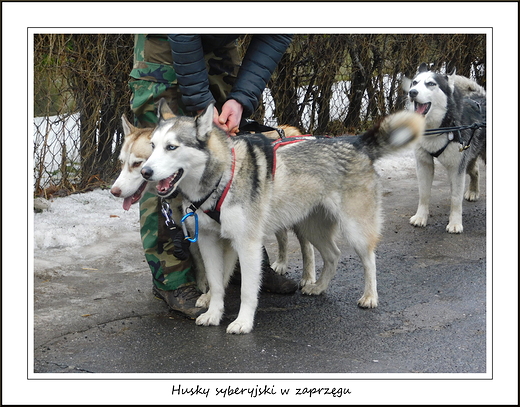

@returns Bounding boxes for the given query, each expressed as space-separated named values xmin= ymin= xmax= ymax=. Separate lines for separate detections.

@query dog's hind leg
xmin=271 ymin=229 xmax=289 ymax=274
xmin=343 ymin=198 xmax=380 ymax=308
xmin=272 ymin=228 xmax=315 ymax=288
xmin=299 ymin=216 xmax=340 ymax=296
xmin=354 ymin=246 xmax=378 ymax=308
xmin=464 ymin=157 xmax=480 ymax=202
xmin=410 ymin=149 xmax=434 ymax=228
xmin=293 ymin=226 xmax=316 ymax=287
xmin=342 ymin=217 xmax=380 ymax=308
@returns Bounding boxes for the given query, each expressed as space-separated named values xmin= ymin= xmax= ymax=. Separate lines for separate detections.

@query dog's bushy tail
xmin=357 ymin=111 xmax=425 ymax=160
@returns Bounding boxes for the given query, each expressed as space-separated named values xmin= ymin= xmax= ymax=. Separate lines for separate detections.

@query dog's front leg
xmin=196 ymin=241 xmax=237 ymax=309
xmin=464 ymin=157 xmax=480 ymax=202
xmin=410 ymin=149 xmax=434 ymax=227
xmin=446 ymin=169 xmax=466 ymax=233
xmin=195 ymin=231 xmax=226 ymax=327
xmin=226 ymin=239 xmax=263 ymax=334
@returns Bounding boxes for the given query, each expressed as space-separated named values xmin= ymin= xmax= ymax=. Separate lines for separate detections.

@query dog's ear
xmin=195 ymin=103 xmax=215 ymax=141
xmin=401 ymin=76 xmax=412 ymax=91
xmin=446 ymin=71 xmax=457 ymax=93
xmin=157 ymin=98 xmax=177 ymax=121
xmin=418 ymin=63 xmax=429 ymax=73
xmin=448 ymin=66 xmax=457 ymax=76
xmin=121 ymin=114 xmax=135 ymax=137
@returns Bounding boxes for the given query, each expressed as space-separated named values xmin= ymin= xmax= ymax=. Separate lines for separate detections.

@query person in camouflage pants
xmin=129 ymin=34 xmax=297 ymax=319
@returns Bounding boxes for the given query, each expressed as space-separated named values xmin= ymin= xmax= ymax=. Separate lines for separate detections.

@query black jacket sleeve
xmin=227 ymin=34 xmax=293 ymax=117
xmin=169 ymin=34 xmax=293 ymax=116
xmin=168 ymin=34 xmax=215 ymax=113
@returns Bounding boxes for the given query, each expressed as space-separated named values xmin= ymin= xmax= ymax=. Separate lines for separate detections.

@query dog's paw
xmin=196 ymin=292 xmax=211 ymax=308
xmin=464 ymin=190 xmax=479 ymax=202
xmin=195 ymin=310 xmax=222 ymax=327
xmin=410 ymin=214 xmax=428 ymax=227
xmin=358 ymin=294 xmax=378 ymax=308
xmin=446 ymin=222 xmax=463 ymax=234
xmin=301 ymin=283 xmax=326 ymax=295
xmin=226 ymin=318 xmax=254 ymax=334
xmin=300 ymin=277 xmax=316 ymax=288
xmin=271 ymin=261 xmax=287 ymax=275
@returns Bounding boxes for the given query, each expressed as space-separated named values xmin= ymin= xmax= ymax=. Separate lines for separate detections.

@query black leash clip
xmin=161 ymin=201 xmax=176 ymax=229
xmin=161 ymin=200 xmax=192 ymax=260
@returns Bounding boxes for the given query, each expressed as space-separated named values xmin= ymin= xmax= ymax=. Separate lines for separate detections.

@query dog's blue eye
xmin=167 ymin=145 xmax=177 ymax=151
xmin=426 ymin=82 xmax=436 ymax=87
xmin=151 ymin=142 xmax=155 ymax=149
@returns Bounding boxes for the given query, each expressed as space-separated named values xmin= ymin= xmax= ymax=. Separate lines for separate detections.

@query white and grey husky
xmin=404 ymin=63 xmax=487 ymax=233
xmin=110 ymin=115 xmax=315 ymax=297
xmin=141 ymin=99 xmax=424 ymax=333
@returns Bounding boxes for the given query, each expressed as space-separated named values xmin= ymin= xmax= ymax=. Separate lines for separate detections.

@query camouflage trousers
xmin=139 ymin=192 xmax=195 ymax=290
xmin=130 ymin=34 xmax=239 ymax=291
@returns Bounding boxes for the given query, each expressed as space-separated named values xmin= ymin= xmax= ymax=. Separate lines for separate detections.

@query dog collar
xmin=187 ymin=147 xmax=236 ymax=224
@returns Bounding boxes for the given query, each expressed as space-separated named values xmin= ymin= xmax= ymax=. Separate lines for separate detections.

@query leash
xmin=423 ymin=121 xmax=486 ymax=157
xmin=160 ymin=198 xmax=193 ymax=260
xmin=239 ymin=118 xmax=286 ymax=139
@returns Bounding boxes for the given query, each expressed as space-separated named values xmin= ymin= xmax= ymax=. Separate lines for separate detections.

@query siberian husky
xmin=404 ymin=63 xmax=486 ymax=233
xmin=110 ymin=115 xmax=208 ymax=292
xmin=110 ymin=115 xmax=314 ymax=296
xmin=110 ymin=115 xmax=155 ymax=210
xmin=141 ymin=99 xmax=425 ymax=333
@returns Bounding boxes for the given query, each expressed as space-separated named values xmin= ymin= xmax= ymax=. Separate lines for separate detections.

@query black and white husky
xmin=140 ymin=99 xmax=424 ymax=334
xmin=404 ymin=63 xmax=486 ymax=233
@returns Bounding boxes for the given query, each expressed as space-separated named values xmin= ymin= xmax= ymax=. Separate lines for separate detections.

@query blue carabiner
xmin=181 ymin=211 xmax=199 ymax=243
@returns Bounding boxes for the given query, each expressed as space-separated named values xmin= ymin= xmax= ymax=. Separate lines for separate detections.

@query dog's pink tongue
xmin=157 ymin=177 xmax=172 ymax=194
xmin=415 ymin=103 xmax=428 ymax=115
xmin=123 ymin=196 xmax=133 ymax=211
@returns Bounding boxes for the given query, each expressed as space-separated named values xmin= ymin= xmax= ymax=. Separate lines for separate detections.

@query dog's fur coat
xmin=140 ymin=99 xmax=424 ymax=333
xmin=404 ymin=63 xmax=486 ymax=233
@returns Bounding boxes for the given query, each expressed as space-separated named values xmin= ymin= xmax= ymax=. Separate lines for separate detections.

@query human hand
xmin=218 ymin=99 xmax=243 ymax=136
xmin=197 ymin=106 xmax=227 ymax=133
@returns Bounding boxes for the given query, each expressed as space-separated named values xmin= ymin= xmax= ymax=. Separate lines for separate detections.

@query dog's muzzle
xmin=408 ymin=89 xmax=431 ymax=116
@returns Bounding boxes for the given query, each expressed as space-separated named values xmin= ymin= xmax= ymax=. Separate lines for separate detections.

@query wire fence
xmin=33 ymin=33 xmax=486 ymax=197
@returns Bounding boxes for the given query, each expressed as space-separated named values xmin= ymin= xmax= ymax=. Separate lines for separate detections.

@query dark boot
xmin=230 ymin=247 xmax=299 ymax=294
xmin=153 ymin=284 xmax=207 ymax=319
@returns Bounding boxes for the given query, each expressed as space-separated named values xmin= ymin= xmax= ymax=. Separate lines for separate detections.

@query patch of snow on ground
xmin=33 ymin=152 xmax=416 ymax=255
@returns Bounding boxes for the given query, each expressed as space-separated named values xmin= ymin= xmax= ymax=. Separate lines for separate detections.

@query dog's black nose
xmin=409 ymin=89 xmax=418 ymax=98
xmin=141 ymin=166 xmax=153 ymax=179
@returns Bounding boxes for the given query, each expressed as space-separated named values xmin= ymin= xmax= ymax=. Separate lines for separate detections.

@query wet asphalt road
xmin=33 ymin=165 xmax=488 ymax=378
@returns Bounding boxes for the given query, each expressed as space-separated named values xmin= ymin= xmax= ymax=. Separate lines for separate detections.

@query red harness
xmin=213 ymin=147 xmax=236 ymax=213
xmin=271 ymin=135 xmax=314 ymax=178
xmin=202 ymin=135 xmax=316 ymax=223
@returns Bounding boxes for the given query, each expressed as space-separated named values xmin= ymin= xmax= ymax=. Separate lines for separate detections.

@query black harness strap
xmin=425 ymin=121 xmax=486 ymax=157
xmin=429 ymin=130 xmax=460 ymax=158
xmin=186 ymin=176 xmax=222 ymax=218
